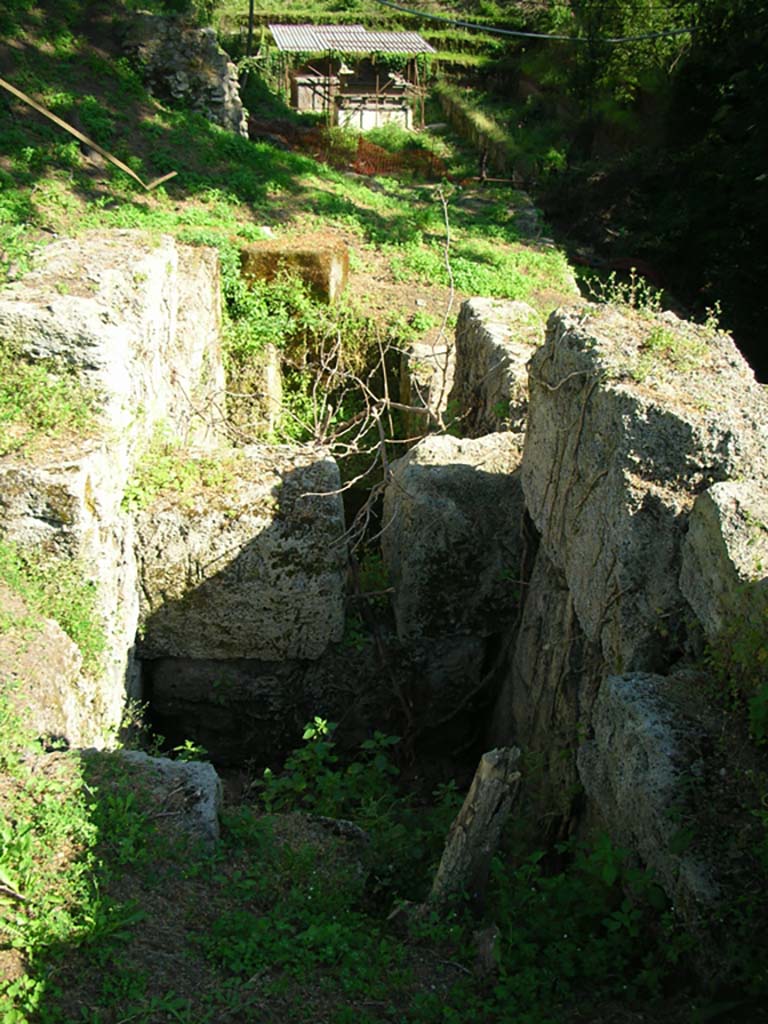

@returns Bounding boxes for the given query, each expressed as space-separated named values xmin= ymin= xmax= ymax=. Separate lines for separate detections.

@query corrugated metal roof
xmin=269 ymin=24 xmax=435 ymax=54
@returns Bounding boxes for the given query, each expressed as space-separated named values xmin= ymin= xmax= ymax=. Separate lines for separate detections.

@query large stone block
xmin=578 ymin=672 xmax=720 ymax=914
xmin=135 ymin=447 xmax=346 ymax=661
xmin=522 ymin=305 xmax=768 ymax=671
xmin=0 ymin=231 xmax=225 ymax=445
xmin=382 ymin=433 xmax=525 ymax=641
xmin=0 ymin=584 xmax=102 ymax=748
xmin=0 ymin=231 xmax=226 ymax=741
xmin=448 ymin=298 xmax=543 ymax=437
xmin=240 ymin=236 xmax=349 ymax=303
xmin=399 ymin=339 xmax=454 ymax=436
xmin=100 ymin=750 xmax=223 ymax=844
xmin=680 ymin=480 xmax=768 ymax=640
xmin=489 ymin=546 xmax=602 ymax=835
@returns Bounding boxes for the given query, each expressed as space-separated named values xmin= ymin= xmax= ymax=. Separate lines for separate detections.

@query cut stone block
xmin=382 ymin=433 xmax=525 ymax=641
xmin=240 ymin=235 xmax=349 ymax=303
xmin=135 ymin=447 xmax=346 ymax=661
xmin=448 ymin=298 xmax=543 ymax=437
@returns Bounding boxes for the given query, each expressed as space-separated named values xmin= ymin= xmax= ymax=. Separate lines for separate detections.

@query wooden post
xmin=427 ymin=747 xmax=522 ymax=911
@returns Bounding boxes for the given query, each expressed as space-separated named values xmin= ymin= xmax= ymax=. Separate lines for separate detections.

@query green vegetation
xmin=0 ymin=341 xmax=99 ymax=457
xmin=582 ymin=266 xmax=662 ymax=315
xmin=0 ymin=3 xmax=575 ymax=460
xmin=632 ymin=323 xmax=708 ymax=383
xmin=1 ymin=2 xmax=767 ymax=1021
xmin=122 ymin=426 xmax=239 ymax=512
xmin=0 ymin=711 xmax=707 ymax=1023
xmin=387 ymin=232 xmax=571 ymax=299
xmin=0 ymin=540 xmax=105 ymax=675
xmin=433 ymin=81 xmax=510 ymax=150
xmin=707 ymin=578 xmax=768 ymax=746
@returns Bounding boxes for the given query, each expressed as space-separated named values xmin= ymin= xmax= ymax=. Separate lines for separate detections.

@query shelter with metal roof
xmin=267 ymin=23 xmax=434 ymax=129
xmin=269 ymin=24 xmax=434 ymax=55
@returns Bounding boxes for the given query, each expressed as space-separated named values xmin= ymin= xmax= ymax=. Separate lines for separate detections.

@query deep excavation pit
xmin=134 ymin=425 xmax=526 ymax=777
xmin=3 ymin=231 xmax=768 ymax=987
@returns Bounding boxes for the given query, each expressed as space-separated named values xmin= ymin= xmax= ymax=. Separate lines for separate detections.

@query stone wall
xmin=123 ymin=15 xmax=248 ymax=137
xmin=0 ymin=231 xmax=224 ymax=744
xmin=487 ymin=300 xmax=768 ymax=920
xmin=0 ymin=231 xmax=348 ymax=751
xmin=386 ymin=295 xmax=768 ymax=924
xmin=3 ymin=234 xmax=767 ymax=935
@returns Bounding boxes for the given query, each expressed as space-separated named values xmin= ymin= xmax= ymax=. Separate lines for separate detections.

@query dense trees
xmin=492 ymin=0 xmax=768 ymax=375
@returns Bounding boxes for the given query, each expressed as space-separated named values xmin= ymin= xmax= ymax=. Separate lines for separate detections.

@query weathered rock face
xmin=227 ymin=343 xmax=283 ymax=438
xmin=123 ymin=15 xmax=248 ymax=137
xmin=462 ymin=300 xmax=768 ymax=940
xmin=0 ymin=585 xmax=99 ymax=748
xmin=399 ymin=339 xmax=454 ymax=436
xmin=448 ymin=298 xmax=543 ymax=438
xmin=382 ymin=433 xmax=526 ymax=642
xmin=522 ymin=305 xmax=768 ymax=673
xmin=0 ymin=233 xmax=224 ymax=445
xmin=488 ymin=545 xmax=603 ymax=835
xmin=146 ymin=656 xmax=315 ymax=765
xmin=0 ymin=231 xmax=225 ymax=743
xmin=680 ymin=480 xmax=768 ymax=640
xmin=135 ymin=448 xmax=346 ymax=661
xmin=577 ymin=672 xmax=720 ymax=915
xmin=176 ymin=245 xmax=227 ymax=448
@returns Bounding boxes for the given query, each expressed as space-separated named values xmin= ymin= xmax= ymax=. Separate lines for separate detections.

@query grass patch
xmin=0 ymin=340 xmax=100 ymax=457
xmin=388 ymin=235 xmax=573 ymax=301
xmin=0 ymin=540 xmax=105 ymax=675
xmin=122 ymin=426 xmax=240 ymax=512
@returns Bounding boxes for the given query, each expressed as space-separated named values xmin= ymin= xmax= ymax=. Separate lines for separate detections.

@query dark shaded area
xmin=135 ymin=460 xmax=521 ymax=774
xmin=535 ymin=0 xmax=768 ymax=381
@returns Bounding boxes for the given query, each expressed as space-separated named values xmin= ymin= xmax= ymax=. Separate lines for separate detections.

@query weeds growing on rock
xmin=121 ymin=425 xmax=239 ymax=512
xmin=0 ymin=341 xmax=100 ymax=456
xmin=632 ymin=323 xmax=709 ymax=382
xmin=0 ymin=540 xmax=105 ymax=676
xmin=584 ymin=265 xmax=663 ymax=315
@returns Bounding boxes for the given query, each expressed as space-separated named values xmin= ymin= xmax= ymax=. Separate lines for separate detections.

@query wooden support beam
xmin=427 ymin=746 xmax=522 ymax=911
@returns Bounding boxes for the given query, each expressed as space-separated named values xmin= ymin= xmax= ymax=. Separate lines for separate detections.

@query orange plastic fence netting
xmin=352 ymin=136 xmax=445 ymax=179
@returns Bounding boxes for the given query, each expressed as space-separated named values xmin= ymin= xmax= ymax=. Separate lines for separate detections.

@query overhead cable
xmin=370 ymin=0 xmax=696 ymax=44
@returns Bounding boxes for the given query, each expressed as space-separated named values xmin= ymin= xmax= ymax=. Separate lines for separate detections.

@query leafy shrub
xmin=490 ymin=834 xmax=678 ymax=1013
xmin=256 ymin=718 xmax=461 ymax=902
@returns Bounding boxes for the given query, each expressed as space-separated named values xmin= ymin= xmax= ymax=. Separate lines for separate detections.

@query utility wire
xmin=370 ymin=0 xmax=696 ymax=44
